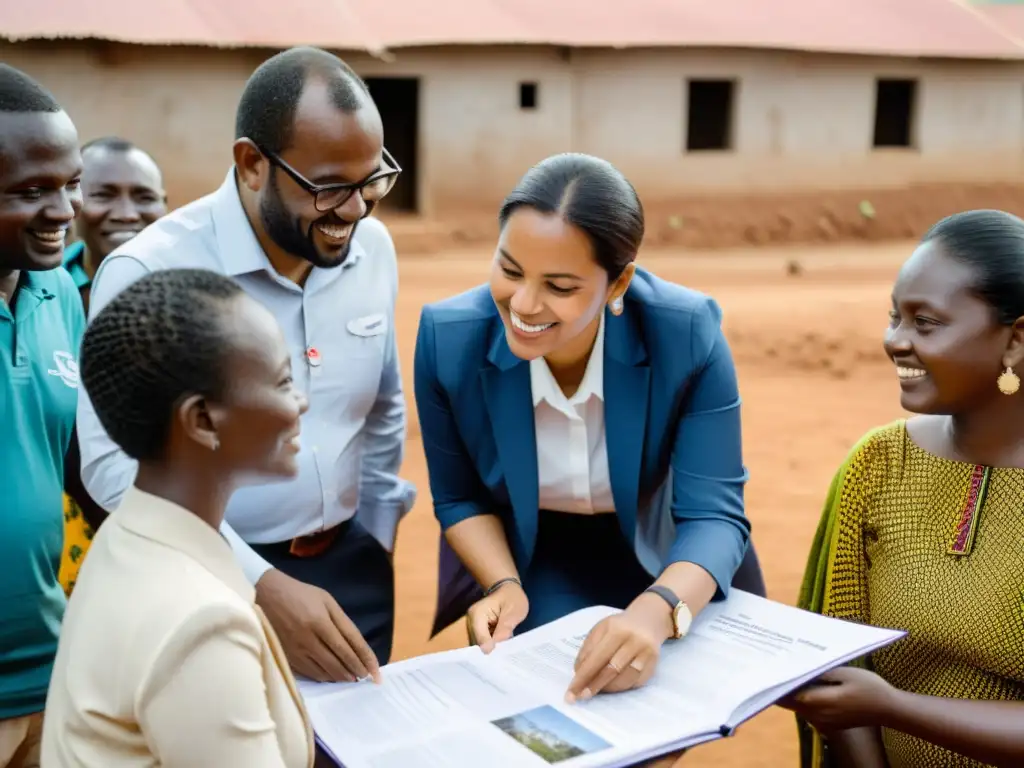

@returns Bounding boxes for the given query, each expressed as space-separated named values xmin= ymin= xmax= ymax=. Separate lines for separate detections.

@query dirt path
xmin=388 ymin=241 xmax=912 ymax=767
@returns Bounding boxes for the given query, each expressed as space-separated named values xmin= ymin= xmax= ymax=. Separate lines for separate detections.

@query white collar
xmin=530 ymin=311 xmax=605 ymax=409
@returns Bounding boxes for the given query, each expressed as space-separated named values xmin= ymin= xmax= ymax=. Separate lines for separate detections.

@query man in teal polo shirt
xmin=0 ymin=65 xmax=84 ymax=768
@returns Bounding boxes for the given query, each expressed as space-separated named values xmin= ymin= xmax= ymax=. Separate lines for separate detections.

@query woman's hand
xmin=566 ymin=597 xmax=673 ymax=702
xmin=778 ymin=667 xmax=898 ymax=734
xmin=466 ymin=582 xmax=529 ymax=653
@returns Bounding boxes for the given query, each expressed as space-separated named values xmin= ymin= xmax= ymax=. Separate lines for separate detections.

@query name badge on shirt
xmin=347 ymin=313 xmax=388 ymax=337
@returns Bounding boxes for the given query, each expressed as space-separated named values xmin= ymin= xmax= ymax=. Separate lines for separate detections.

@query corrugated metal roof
xmin=3 ymin=0 xmax=1024 ymax=59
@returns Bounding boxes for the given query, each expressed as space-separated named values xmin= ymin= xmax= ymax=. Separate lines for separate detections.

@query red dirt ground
xmin=387 ymin=241 xmax=913 ymax=767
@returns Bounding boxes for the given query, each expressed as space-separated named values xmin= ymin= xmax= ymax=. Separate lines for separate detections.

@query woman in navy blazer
xmin=415 ymin=153 xmax=760 ymax=701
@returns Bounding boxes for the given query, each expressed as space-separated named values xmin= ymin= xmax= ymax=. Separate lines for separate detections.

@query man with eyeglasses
xmin=76 ymin=47 xmax=415 ymax=686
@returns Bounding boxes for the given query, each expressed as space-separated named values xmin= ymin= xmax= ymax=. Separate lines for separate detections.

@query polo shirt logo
xmin=47 ymin=351 xmax=80 ymax=389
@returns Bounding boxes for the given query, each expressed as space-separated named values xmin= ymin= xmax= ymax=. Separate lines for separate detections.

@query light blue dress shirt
xmin=76 ymin=169 xmax=416 ymax=584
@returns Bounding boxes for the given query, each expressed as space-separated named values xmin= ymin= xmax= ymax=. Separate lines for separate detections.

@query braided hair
xmin=81 ymin=268 xmax=245 ymax=461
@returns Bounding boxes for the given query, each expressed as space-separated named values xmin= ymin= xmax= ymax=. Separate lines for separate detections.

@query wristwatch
xmin=644 ymin=585 xmax=693 ymax=639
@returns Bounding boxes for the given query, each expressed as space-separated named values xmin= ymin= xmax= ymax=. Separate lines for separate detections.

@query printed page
xmin=304 ymin=636 xmax=662 ymax=768
xmin=489 ymin=607 xmax=724 ymax=746
xmin=482 ymin=594 xmax=902 ymax=754
xmin=697 ymin=593 xmax=906 ymax=725
xmin=524 ymin=593 xmax=903 ymax=743
xmin=305 ymin=593 xmax=904 ymax=768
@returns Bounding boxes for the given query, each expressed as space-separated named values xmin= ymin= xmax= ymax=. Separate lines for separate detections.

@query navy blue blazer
xmin=415 ymin=267 xmax=752 ymax=628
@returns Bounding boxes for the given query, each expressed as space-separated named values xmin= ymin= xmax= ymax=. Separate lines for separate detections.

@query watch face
xmin=673 ymin=603 xmax=693 ymax=637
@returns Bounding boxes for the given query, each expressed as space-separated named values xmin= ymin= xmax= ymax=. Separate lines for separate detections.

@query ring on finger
xmin=629 ymin=659 xmax=644 ymax=673
xmin=607 ymin=660 xmax=622 ymax=673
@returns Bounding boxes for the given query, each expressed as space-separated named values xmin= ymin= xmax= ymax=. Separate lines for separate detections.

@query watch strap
xmin=644 ymin=584 xmax=681 ymax=611
xmin=644 ymin=585 xmax=684 ymax=638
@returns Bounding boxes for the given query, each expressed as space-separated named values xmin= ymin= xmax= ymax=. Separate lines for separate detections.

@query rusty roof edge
xmin=5 ymin=32 xmax=1024 ymax=61
xmin=0 ymin=31 xmax=379 ymax=52
xmin=376 ymin=37 xmax=1024 ymax=59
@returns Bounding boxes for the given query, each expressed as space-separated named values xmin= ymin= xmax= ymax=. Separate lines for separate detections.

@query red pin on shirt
xmin=306 ymin=346 xmax=322 ymax=367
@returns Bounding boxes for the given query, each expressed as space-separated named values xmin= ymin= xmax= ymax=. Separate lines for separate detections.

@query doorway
xmin=364 ymin=77 xmax=419 ymax=213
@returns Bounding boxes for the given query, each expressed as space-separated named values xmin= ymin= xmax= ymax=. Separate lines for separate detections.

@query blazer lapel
xmin=603 ymin=306 xmax=650 ymax=545
xmin=481 ymin=322 xmax=540 ymax=568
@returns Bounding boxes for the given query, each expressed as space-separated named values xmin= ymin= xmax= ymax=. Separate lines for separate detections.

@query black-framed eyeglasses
xmin=260 ymin=146 xmax=402 ymax=213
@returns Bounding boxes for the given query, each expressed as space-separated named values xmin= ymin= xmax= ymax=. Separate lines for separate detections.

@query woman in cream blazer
xmin=42 ymin=269 xmax=314 ymax=768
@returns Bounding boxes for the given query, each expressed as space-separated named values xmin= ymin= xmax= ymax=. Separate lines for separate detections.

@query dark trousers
xmin=250 ymin=519 xmax=395 ymax=665
xmin=519 ymin=511 xmax=766 ymax=633
xmin=518 ymin=511 xmax=654 ymax=632
xmin=433 ymin=522 xmax=767 ymax=637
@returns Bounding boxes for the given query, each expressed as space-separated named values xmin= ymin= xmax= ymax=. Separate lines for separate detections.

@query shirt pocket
xmin=310 ymin=312 xmax=388 ymax=416
xmin=344 ymin=312 xmax=389 ymax=359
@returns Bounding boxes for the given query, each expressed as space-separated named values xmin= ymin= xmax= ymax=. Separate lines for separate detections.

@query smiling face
xmin=189 ymin=294 xmax=310 ymax=481
xmin=236 ymin=77 xmax=384 ymax=276
xmin=884 ymin=240 xmax=1019 ymax=414
xmin=0 ymin=110 xmax=82 ymax=271
xmin=489 ymin=207 xmax=633 ymax=367
xmin=78 ymin=145 xmax=165 ymax=261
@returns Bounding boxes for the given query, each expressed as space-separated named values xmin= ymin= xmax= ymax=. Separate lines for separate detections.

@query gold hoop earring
xmin=610 ymin=297 xmax=624 ymax=316
xmin=998 ymin=367 xmax=1020 ymax=395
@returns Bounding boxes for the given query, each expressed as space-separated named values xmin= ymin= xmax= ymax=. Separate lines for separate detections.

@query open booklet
xmin=301 ymin=589 xmax=905 ymax=768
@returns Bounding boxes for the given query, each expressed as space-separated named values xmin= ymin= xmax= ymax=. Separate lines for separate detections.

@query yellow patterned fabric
xmin=58 ymin=494 xmax=94 ymax=596
xmin=798 ymin=420 xmax=1024 ymax=768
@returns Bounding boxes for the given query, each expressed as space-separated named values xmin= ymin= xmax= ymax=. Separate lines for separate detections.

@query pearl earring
xmin=610 ymin=297 xmax=624 ymax=316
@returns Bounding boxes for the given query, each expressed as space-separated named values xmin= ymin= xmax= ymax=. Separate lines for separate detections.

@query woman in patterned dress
xmin=783 ymin=210 xmax=1024 ymax=767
